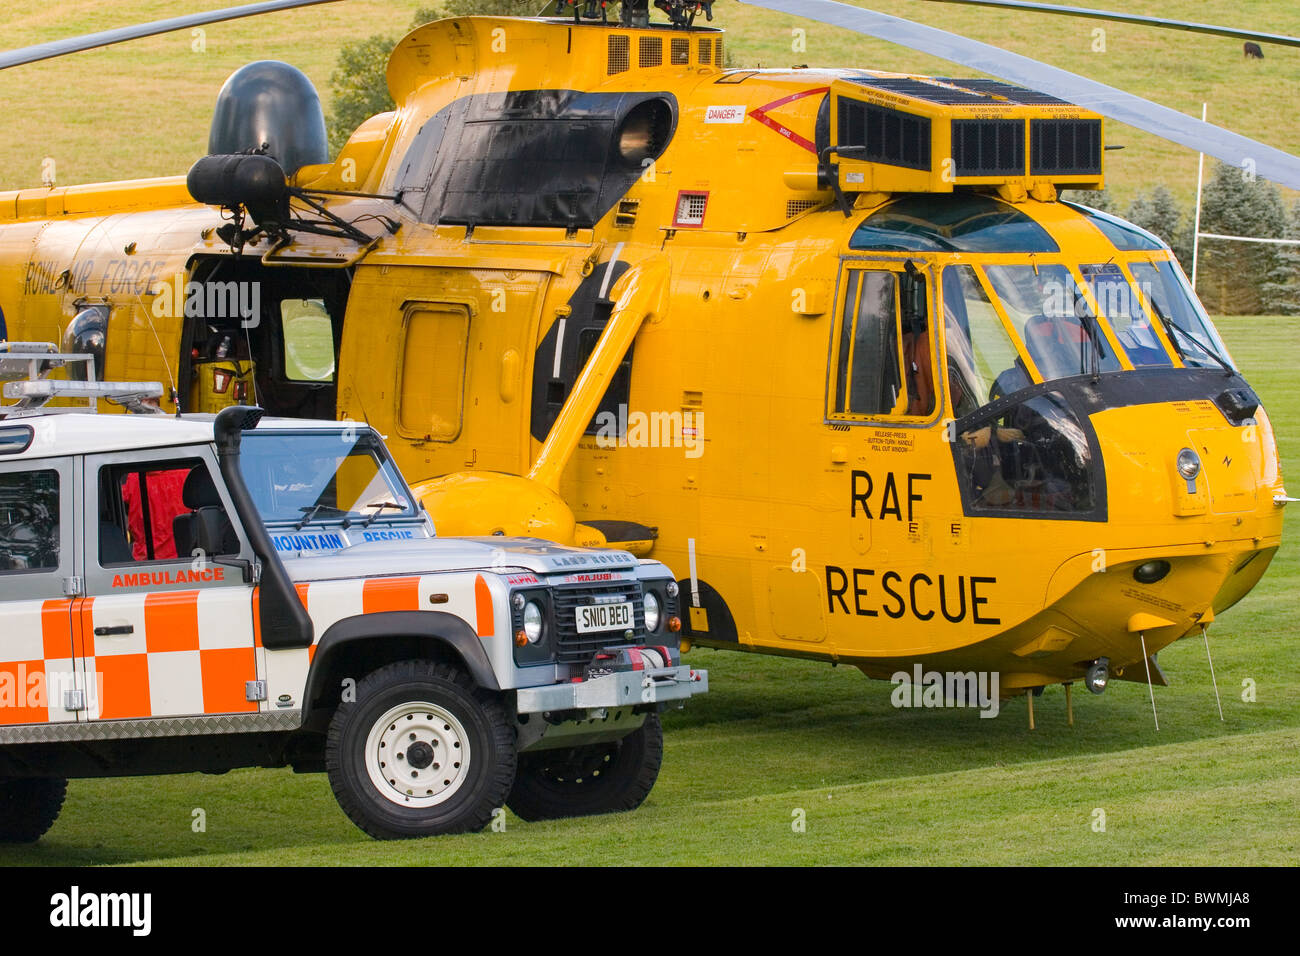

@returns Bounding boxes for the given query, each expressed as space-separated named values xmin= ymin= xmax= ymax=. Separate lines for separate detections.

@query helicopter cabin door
xmin=821 ymin=257 xmax=935 ymax=561
xmin=337 ymin=265 xmax=550 ymax=483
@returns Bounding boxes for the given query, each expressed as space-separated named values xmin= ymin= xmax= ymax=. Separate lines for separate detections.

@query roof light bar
xmin=4 ymin=380 xmax=163 ymax=401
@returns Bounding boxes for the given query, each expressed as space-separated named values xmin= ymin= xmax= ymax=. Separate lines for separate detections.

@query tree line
xmin=1069 ymin=163 xmax=1300 ymax=316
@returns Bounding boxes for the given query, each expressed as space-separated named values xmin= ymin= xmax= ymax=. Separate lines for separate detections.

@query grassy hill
xmin=2 ymin=1 xmax=1299 ymax=210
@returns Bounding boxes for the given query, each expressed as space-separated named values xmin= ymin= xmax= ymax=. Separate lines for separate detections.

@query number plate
xmin=575 ymin=602 xmax=634 ymax=634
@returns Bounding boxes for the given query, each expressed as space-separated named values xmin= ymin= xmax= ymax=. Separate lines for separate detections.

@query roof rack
xmin=0 ymin=342 xmax=165 ymax=419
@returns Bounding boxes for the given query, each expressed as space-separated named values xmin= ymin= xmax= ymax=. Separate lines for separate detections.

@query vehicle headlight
xmin=644 ymin=591 xmax=661 ymax=632
xmin=666 ymin=580 xmax=679 ymax=598
xmin=1176 ymin=447 xmax=1202 ymax=480
xmin=523 ymin=601 xmax=544 ymax=644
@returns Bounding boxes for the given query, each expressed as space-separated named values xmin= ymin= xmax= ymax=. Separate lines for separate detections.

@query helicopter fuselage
xmin=0 ymin=16 xmax=1285 ymax=695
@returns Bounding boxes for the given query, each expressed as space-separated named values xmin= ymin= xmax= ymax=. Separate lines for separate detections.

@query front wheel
xmin=507 ymin=713 xmax=663 ymax=821
xmin=0 ymin=777 xmax=67 ymax=843
xmin=325 ymin=660 xmax=516 ymax=840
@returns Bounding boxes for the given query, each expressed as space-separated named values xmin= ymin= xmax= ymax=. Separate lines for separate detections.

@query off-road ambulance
xmin=0 ymin=345 xmax=705 ymax=840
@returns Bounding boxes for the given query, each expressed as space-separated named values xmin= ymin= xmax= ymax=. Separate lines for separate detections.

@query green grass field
xmin=2 ymin=1 xmax=1300 ymax=208
xmin=0 ymin=315 xmax=1293 ymax=867
xmin=0 ymin=2 xmax=1295 ymax=866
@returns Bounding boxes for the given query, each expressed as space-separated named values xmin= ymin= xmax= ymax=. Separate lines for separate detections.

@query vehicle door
xmin=79 ymin=445 xmax=260 ymax=721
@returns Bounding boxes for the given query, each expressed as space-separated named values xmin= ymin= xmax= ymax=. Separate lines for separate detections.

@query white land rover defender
xmin=0 ymin=346 xmax=706 ymax=840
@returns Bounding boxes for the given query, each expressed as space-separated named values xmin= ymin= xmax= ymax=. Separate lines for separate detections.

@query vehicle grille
xmin=551 ymin=582 xmax=645 ymax=666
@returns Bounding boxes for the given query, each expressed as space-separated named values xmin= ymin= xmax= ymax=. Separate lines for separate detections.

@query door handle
xmin=93 ymin=625 xmax=134 ymax=636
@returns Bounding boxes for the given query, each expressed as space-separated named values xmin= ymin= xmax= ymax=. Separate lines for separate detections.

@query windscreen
xmin=1129 ymin=261 xmax=1235 ymax=371
xmin=983 ymin=264 xmax=1123 ymax=379
xmin=239 ymin=431 xmax=417 ymax=526
xmin=1079 ymin=262 xmax=1171 ymax=369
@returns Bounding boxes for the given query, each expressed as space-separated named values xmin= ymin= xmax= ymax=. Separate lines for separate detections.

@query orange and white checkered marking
xmin=0 ymin=599 xmax=77 ymax=725
xmin=1 ymin=572 xmax=500 ymax=726
xmin=75 ymin=588 xmax=258 ymax=721
xmin=257 ymin=573 xmax=497 ymax=708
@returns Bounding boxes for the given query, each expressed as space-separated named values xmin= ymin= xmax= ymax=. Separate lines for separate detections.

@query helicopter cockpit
xmin=845 ymin=192 xmax=1241 ymax=520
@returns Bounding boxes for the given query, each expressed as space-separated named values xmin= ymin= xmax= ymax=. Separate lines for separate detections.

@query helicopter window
xmin=850 ymin=194 xmax=1059 ymax=253
xmin=942 ymin=266 xmax=1028 ymax=418
xmin=953 ymin=390 xmax=1098 ymax=518
xmin=0 ymin=469 xmax=59 ymax=573
xmin=983 ymin=264 xmax=1122 ymax=379
xmin=1079 ymin=263 xmax=1171 ymax=368
xmin=1129 ymin=261 xmax=1236 ymax=371
xmin=832 ymin=270 xmax=901 ymax=415
xmin=1064 ymin=201 xmax=1165 ymax=251
xmin=397 ymin=304 xmax=469 ymax=442
xmin=281 ymin=299 xmax=336 ymax=383
xmin=830 ymin=268 xmax=934 ymax=418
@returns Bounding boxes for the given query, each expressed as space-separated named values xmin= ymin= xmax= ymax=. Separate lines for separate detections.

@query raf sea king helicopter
xmin=0 ymin=0 xmax=1292 ymax=718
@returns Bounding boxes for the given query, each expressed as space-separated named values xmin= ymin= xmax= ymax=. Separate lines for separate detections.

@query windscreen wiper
xmin=1148 ymin=300 xmax=1233 ymax=374
xmin=361 ymin=502 xmax=405 ymax=529
xmin=296 ymin=503 xmax=349 ymax=530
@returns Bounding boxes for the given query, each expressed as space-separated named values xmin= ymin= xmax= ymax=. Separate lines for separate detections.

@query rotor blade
xmin=735 ymin=0 xmax=1300 ymax=190
xmin=916 ymin=0 xmax=1300 ymax=49
xmin=0 ymin=0 xmax=345 ymax=71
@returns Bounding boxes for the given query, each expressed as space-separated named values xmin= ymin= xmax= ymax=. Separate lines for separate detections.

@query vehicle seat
xmin=902 ymin=328 xmax=935 ymax=416
xmin=172 ymin=467 xmax=239 ymax=558
xmin=99 ymin=521 xmax=133 ymax=565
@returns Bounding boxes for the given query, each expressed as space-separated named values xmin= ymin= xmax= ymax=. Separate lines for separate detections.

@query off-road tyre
xmin=507 ymin=713 xmax=663 ymax=821
xmin=325 ymin=660 xmax=515 ymax=839
xmin=0 ymin=777 xmax=67 ymax=843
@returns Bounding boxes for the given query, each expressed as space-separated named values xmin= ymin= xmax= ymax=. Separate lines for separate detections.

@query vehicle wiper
xmin=1077 ymin=309 xmax=1106 ymax=378
xmin=1148 ymin=299 xmax=1233 ymax=374
xmin=362 ymin=501 xmax=405 ymax=529
xmin=296 ymin=503 xmax=349 ymax=530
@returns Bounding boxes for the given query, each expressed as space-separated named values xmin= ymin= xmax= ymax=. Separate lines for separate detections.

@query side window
xmin=397 ymin=303 xmax=469 ymax=442
xmin=942 ymin=265 xmax=1029 ymax=418
xmin=830 ymin=268 xmax=934 ymax=419
xmin=98 ymin=458 xmax=232 ymax=565
xmin=281 ymin=298 xmax=337 ymax=383
xmin=0 ymin=469 xmax=60 ymax=572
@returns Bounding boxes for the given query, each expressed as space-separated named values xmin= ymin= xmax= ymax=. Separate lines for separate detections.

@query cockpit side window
xmin=834 ymin=270 xmax=902 ymax=416
xmin=942 ymin=265 xmax=1030 ymax=418
xmin=830 ymin=267 xmax=936 ymax=420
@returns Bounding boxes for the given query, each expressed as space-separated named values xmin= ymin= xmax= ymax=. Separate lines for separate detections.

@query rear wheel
xmin=507 ymin=713 xmax=663 ymax=821
xmin=325 ymin=660 xmax=515 ymax=839
xmin=0 ymin=777 xmax=67 ymax=843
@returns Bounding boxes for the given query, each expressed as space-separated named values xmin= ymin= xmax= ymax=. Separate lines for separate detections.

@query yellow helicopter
xmin=0 ymin=0 xmax=1292 ymax=716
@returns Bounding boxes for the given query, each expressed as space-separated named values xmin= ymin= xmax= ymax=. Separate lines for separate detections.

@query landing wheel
xmin=507 ymin=713 xmax=663 ymax=821
xmin=0 ymin=777 xmax=67 ymax=843
xmin=325 ymin=660 xmax=515 ymax=839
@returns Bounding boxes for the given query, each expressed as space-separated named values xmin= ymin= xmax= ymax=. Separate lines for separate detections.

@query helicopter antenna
xmin=132 ymin=287 xmax=181 ymax=415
